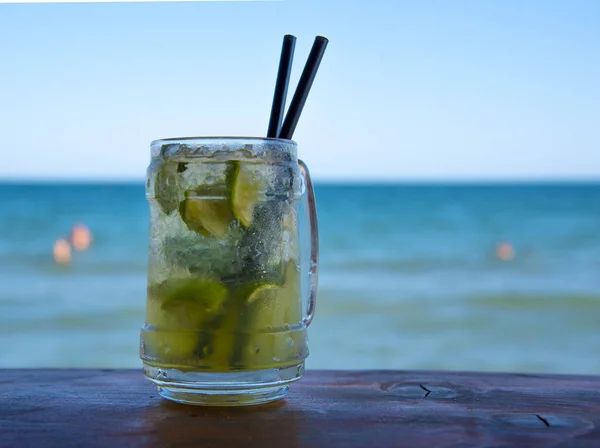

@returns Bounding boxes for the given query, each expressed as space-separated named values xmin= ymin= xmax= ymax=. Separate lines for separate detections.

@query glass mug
xmin=140 ymin=137 xmax=318 ymax=406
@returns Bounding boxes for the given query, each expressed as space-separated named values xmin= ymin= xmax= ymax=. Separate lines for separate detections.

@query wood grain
xmin=1 ymin=369 xmax=600 ymax=447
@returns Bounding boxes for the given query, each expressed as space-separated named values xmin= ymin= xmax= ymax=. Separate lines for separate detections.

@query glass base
xmin=143 ymin=362 xmax=304 ymax=406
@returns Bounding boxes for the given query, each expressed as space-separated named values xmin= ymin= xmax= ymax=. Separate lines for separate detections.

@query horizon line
xmin=1 ymin=177 xmax=600 ymax=185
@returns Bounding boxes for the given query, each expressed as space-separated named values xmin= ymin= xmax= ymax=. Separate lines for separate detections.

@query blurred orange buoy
xmin=71 ymin=223 xmax=92 ymax=251
xmin=53 ymin=239 xmax=72 ymax=264
xmin=496 ymin=242 xmax=515 ymax=261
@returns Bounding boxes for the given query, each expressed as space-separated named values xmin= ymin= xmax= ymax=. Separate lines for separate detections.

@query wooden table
xmin=1 ymin=369 xmax=600 ymax=447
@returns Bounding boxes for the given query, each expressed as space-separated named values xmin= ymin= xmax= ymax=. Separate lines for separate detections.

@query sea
xmin=1 ymin=182 xmax=599 ymax=374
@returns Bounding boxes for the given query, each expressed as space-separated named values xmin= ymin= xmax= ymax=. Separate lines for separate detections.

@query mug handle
xmin=298 ymin=159 xmax=319 ymax=327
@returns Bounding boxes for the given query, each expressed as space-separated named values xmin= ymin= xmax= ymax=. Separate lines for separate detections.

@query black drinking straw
xmin=267 ymin=34 xmax=297 ymax=138
xmin=278 ymin=36 xmax=329 ymax=140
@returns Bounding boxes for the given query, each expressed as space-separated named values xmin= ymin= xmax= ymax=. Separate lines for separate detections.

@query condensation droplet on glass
xmin=206 ymin=176 xmax=215 ymax=184
xmin=272 ymin=356 xmax=281 ymax=363
xmin=254 ymin=345 xmax=261 ymax=354
xmin=287 ymin=337 xmax=294 ymax=348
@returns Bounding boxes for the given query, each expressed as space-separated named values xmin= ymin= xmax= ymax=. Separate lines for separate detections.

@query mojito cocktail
xmin=140 ymin=138 xmax=316 ymax=405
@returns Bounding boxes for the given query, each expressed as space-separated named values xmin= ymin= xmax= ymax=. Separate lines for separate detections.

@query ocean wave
xmin=324 ymin=256 xmax=523 ymax=273
xmin=314 ymin=288 xmax=600 ymax=311
xmin=0 ymin=252 xmax=147 ymax=276
xmin=0 ymin=305 xmax=145 ymax=334
xmin=465 ymin=293 xmax=600 ymax=309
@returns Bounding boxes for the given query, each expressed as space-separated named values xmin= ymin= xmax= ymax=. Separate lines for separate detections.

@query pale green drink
xmin=140 ymin=138 xmax=318 ymax=406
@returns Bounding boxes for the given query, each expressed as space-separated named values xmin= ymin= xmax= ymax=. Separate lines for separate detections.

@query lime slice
xmin=202 ymin=307 xmax=239 ymax=371
xmin=281 ymin=262 xmax=301 ymax=324
xmin=233 ymin=262 xmax=304 ymax=368
xmin=145 ymin=279 xmax=228 ymax=363
xmin=244 ymin=261 xmax=301 ymax=330
xmin=147 ymin=279 xmax=228 ymax=328
xmin=229 ymin=284 xmax=283 ymax=368
xmin=179 ymin=191 xmax=233 ymax=238
xmin=247 ymin=284 xmax=280 ymax=304
xmin=161 ymin=278 xmax=229 ymax=315
xmin=230 ymin=161 xmax=264 ymax=228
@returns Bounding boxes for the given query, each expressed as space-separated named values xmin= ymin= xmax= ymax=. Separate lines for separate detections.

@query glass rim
xmin=151 ymin=136 xmax=298 ymax=146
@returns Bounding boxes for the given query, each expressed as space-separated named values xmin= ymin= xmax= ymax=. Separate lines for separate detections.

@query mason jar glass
xmin=140 ymin=137 xmax=318 ymax=406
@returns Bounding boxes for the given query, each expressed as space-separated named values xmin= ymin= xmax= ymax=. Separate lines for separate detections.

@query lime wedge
xmin=244 ymin=261 xmax=300 ymax=329
xmin=244 ymin=283 xmax=287 ymax=336
xmin=147 ymin=278 xmax=228 ymax=328
xmin=230 ymin=161 xmax=264 ymax=228
xmin=202 ymin=306 xmax=239 ymax=370
xmin=229 ymin=283 xmax=283 ymax=368
xmin=179 ymin=191 xmax=233 ymax=238
xmin=232 ymin=262 xmax=304 ymax=368
xmin=247 ymin=284 xmax=282 ymax=305
xmin=161 ymin=278 xmax=229 ymax=315
xmin=145 ymin=279 xmax=229 ymax=363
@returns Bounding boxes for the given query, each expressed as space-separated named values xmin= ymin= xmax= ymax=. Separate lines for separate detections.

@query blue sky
xmin=0 ymin=0 xmax=598 ymax=181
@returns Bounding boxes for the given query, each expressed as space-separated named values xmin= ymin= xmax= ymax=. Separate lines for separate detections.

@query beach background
xmin=1 ymin=182 xmax=599 ymax=374
xmin=1 ymin=0 xmax=599 ymax=374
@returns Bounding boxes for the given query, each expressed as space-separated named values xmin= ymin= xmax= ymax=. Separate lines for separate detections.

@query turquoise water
xmin=1 ymin=182 xmax=599 ymax=374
